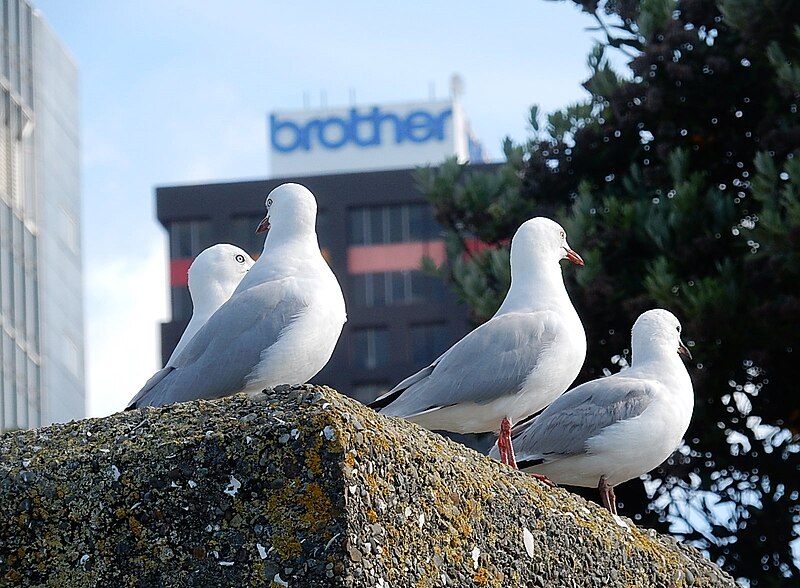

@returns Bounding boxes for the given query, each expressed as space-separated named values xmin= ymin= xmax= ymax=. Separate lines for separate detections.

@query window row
xmin=348 ymin=204 xmax=439 ymax=246
xmin=350 ymin=323 xmax=450 ymax=371
xmin=350 ymin=270 xmax=447 ymax=308
xmin=169 ymin=212 xmax=331 ymax=259
xmin=168 ymin=220 xmax=211 ymax=259
xmin=168 ymin=205 xmax=438 ymax=260
xmin=1 ymin=93 xmax=36 ymax=218
xmin=228 ymin=211 xmax=330 ymax=256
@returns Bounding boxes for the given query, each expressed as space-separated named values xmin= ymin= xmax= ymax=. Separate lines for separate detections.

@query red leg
xmin=527 ymin=472 xmax=557 ymax=487
xmin=498 ymin=417 xmax=518 ymax=469
xmin=598 ymin=475 xmax=618 ymax=515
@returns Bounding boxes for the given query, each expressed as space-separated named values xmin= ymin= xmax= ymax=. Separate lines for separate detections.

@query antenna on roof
xmin=450 ymin=74 xmax=464 ymax=99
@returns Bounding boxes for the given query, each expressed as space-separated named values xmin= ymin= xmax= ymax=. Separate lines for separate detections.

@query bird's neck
xmin=190 ymin=280 xmax=229 ymax=317
xmin=632 ymin=348 xmax=693 ymax=394
xmin=234 ymin=232 xmax=322 ymax=293
xmin=495 ymin=259 xmax=569 ymax=315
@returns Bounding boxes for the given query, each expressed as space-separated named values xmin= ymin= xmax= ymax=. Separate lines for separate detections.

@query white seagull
xmin=370 ymin=217 xmax=586 ymax=467
xmin=127 ymin=183 xmax=346 ymax=409
xmin=166 ymin=244 xmax=254 ymax=367
xmin=491 ymin=309 xmax=694 ymax=515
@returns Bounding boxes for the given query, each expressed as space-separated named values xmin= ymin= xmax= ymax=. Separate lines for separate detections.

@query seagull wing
xmin=127 ymin=278 xmax=308 ymax=408
xmin=374 ymin=310 xmax=562 ymax=418
xmin=513 ymin=376 xmax=658 ymax=466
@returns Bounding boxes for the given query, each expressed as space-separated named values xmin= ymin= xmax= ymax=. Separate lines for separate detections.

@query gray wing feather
xmin=513 ymin=376 xmax=657 ymax=461
xmin=380 ymin=311 xmax=560 ymax=417
xmin=125 ymin=366 xmax=175 ymax=409
xmin=128 ymin=280 xmax=308 ymax=408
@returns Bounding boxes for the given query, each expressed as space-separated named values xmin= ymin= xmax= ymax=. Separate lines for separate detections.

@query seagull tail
xmin=367 ymin=387 xmax=405 ymax=411
xmin=125 ymin=366 xmax=176 ymax=410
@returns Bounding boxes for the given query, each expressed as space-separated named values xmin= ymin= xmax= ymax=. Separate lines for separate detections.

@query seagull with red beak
xmin=370 ymin=217 xmax=586 ymax=469
xmin=491 ymin=309 xmax=694 ymax=517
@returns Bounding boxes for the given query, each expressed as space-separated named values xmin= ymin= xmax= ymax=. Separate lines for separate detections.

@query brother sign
xmin=271 ymin=105 xmax=453 ymax=153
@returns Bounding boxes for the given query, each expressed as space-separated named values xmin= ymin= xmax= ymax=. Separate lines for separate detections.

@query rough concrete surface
xmin=0 ymin=385 xmax=735 ymax=587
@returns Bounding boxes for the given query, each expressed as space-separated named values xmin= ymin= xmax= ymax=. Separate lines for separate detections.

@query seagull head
xmin=631 ymin=309 xmax=692 ymax=363
xmin=256 ymin=183 xmax=319 ymax=239
xmin=187 ymin=244 xmax=254 ymax=311
xmin=512 ymin=217 xmax=584 ymax=269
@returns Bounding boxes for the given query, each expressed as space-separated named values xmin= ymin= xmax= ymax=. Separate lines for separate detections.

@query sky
xmin=31 ymin=0 xmax=611 ymax=419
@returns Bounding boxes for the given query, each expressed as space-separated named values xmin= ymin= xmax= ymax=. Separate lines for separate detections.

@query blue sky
xmin=32 ymin=0 xmax=609 ymax=418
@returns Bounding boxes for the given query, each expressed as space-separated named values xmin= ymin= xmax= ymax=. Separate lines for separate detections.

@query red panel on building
xmin=170 ymin=258 xmax=192 ymax=287
xmin=347 ymin=240 xmax=446 ymax=274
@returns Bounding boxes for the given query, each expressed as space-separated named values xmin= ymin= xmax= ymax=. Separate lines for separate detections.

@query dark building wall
xmin=155 ymin=167 xmax=498 ymax=402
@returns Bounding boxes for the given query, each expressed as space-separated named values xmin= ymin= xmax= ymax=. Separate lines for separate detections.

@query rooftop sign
xmin=268 ymin=100 xmax=471 ymax=176
xmin=271 ymin=106 xmax=452 ymax=153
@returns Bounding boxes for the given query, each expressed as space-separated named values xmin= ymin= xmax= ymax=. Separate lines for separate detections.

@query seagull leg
xmin=598 ymin=475 xmax=618 ymax=515
xmin=527 ymin=472 xmax=557 ymax=487
xmin=497 ymin=417 xmax=518 ymax=469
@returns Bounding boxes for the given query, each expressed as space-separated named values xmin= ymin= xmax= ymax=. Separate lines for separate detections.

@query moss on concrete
xmin=0 ymin=385 xmax=735 ymax=587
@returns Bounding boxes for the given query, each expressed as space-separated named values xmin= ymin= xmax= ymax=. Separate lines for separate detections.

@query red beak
xmin=255 ymin=215 xmax=270 ymax=234
xmin=678 ymin=340 xmax=692 ymax=360
xmin=565 ymin=248 xmax=584 ymax=266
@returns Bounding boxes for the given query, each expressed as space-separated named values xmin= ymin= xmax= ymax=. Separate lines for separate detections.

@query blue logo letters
xmin=271 ymin=106 xmax=453 ymax=153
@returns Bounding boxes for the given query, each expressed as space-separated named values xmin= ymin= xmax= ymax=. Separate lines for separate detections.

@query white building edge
xmin=0 ymin=0 xmax=85 ymax=430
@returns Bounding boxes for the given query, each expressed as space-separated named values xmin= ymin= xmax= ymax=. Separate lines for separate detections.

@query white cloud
xmin=85 ymin=239 xmax=169 ymax=417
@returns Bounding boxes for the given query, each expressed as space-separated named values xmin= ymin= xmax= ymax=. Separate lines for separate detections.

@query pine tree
xmin=418 ymin=0 xmax=800 ymax=583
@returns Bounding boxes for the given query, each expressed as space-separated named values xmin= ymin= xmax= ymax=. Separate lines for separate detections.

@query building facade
xmin=156 ymin=167 xmax=497 ymax=402
xmin=0 ymin=0 xmax=85 ymax=431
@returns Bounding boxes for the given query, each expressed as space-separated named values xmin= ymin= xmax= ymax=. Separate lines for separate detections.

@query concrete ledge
xmin=0 ymin=385 xmax=734 ymax=587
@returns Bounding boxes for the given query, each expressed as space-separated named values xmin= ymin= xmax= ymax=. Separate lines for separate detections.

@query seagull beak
xmin=255 ymin=214 xmax=270 ymax=234
xmin=678 ymin=340 xmax=692 ymax=360
xmin=564 ymin=247 xmax=584 ymax=266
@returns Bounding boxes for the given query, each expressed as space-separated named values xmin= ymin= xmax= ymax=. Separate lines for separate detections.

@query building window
xmin=171 ymin=285 xmax=192 ymax=323
xmin=351 ymin=327 xmax=389 ymax=370
xmin=351 ymin=270 xmax=447 ymax=307
xmin=168 ymin=219 xmax=211 ymax=258
xmin=410 ymin=323 xmax=450 ymax=366
xmin=229 ymin=209 xmax=328 ymax=256
xmin=410 ymin=272 xmax=448 ymax=305
xmin=230 ymin=214 xmax=264 ymax=256
xmin=348 ymin=204 xmax=439 ymax=245
xmin=407 ymin=204 xmax=439 ymax=242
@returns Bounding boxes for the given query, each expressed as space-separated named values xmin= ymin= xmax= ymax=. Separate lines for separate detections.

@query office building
xmin=0 ymin=0 xmax=85 ymax=430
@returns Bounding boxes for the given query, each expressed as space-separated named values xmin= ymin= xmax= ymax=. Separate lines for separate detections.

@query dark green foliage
xmin=417 ymin=0 xmax=800 ymax=584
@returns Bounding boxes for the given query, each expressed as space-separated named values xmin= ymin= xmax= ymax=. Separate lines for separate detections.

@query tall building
xmin=0 ymin=0 xmax=85 ymax=431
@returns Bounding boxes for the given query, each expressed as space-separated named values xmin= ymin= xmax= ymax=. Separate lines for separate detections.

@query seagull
xmin=370 ymin=217 xmax=586 ymax=468
xmin=166 ymin=244 xmax=254 ymax=367
xmin=490 ymin=309 xmax=694 ymax=515
xmin=127 ymin=183 xmax=346 ymax=409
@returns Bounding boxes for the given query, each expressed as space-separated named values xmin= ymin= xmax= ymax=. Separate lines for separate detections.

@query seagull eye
xmin=559 ymin=231 xmax=565 ymax=239
xmin=267 ymin=198 xmax=273 ymax=208
xmin=235 ymin=254 xmax=246 ymax=263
